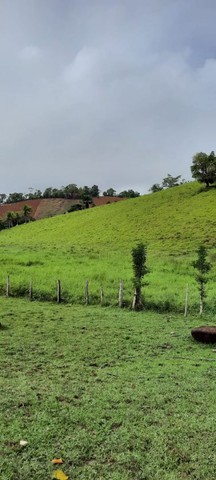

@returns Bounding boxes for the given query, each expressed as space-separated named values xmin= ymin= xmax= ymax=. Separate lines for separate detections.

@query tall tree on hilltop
xmin=90 ymin=185 xmax=100 ymax=197
xmin=43 ymin=187 xmax=53 ymax=198
xmin=80 ymin=186 xmax=92 ymax=208
xmin=191 ymin=151 xmax=216 ymax=187
xmin=119 ymin=189 xmax=140 ymax=198
xmin=6 ymin=192 xmax=25 ymax=204
xmin=103 ymin=188 xmax=116 ymax=197
xmin=26 ymin=189 xmax=42 ymax=200
xmin=64 ymin=184 xmax=79 ymax=199
xmin=0 ymin=193 xmax=7 ymax=203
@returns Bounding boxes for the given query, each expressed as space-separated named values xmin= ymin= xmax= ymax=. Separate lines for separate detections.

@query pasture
xmin=0 ymin=182 xmax=216 ymax=313
xmin=1 ymin=298 xmax=216 ymax=479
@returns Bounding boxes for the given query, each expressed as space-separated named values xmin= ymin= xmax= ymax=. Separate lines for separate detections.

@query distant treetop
xmin=149 ymin=174 xmax=186 ymax=193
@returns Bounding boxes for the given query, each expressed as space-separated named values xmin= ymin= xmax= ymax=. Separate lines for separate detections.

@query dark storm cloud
xmin=0 ymin=0 xmax=216 ymax=194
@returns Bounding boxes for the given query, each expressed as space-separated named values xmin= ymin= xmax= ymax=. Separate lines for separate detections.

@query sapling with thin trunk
xmin=131 ymin=243 xmax=148 ymax=310
xmin=192 ymin=245 xmax=211 ymax=315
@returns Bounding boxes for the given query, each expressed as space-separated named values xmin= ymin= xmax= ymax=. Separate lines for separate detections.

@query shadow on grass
xmin=194 ymin=185 xmax=216 ymax=195
xmin=0 ymin=322 xmax=9 ymax=330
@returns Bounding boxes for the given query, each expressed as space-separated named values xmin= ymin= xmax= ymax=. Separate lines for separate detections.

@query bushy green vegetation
xmin=0 ymin=182 xmax=216 ymax=312
xmin=1 ymin=298 xmax=216 ymax=479
xmin=149 ymin=173 xmax=185 ymax=192
xmin=0 ymin=205 xmax=33 ymax=230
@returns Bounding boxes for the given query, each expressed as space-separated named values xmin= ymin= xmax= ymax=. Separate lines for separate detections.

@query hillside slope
xmin=1 ymin=181 xmax=215 ymax=253
xmin=0 ymin=182 xmax=215 ymax=311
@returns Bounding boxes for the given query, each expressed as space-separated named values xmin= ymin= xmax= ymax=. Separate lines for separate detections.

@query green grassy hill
xmin=0 ymin=181 xmax=216 ymax=312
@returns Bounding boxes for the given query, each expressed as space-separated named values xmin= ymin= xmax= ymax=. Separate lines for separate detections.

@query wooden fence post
xmin=85 ymin=280 xmax=89 ymax=305
xmin=57 ymin=279 xmax=61 ymax=303
xmin=6 ymin=276 xmax=10 ymax=297
xmin=184 ymin=283 xmax=189 ymax=317
xmin=132 ymin=288 xmax=136 ymax=310
xmin=119 ymin=280 xmax=123 ymax=307
xmin=29 ymin=280 xmax=33 ymax=301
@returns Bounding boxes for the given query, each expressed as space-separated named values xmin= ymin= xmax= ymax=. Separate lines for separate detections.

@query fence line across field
xmin=4 ymin=277 xmax=195 ymax=315
xmin=5 ymin=277 xmax=126 ymax=307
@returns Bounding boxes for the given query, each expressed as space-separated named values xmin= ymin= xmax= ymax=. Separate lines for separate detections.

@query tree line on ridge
xmin=0 ymin=184 xmax=140 ymax=205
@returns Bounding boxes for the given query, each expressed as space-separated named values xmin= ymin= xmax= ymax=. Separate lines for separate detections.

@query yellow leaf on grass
xmin=51 ymin=458 xmax=64 ymax=465
xmin=52 ymin=470 xmax=68 ymax=480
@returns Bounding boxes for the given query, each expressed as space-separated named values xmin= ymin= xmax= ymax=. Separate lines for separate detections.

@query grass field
xmin=0 ymin=182 xmax=216 ymax=312
xmin=1 ymin=297 xmax=216 ymax=479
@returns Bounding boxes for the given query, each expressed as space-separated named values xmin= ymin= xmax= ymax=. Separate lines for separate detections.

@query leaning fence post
xmin=85 ymin=280 xmax=89 ymax=305
xmin=57 ymin=279 xmax=61 ymax=303
xmin=119 ymin=280 xmax=123 ymax=307
xmin=6 ymin=275 xmax=10 ymax=297
xmin=184 ymin=283 xmax=189 ymax=317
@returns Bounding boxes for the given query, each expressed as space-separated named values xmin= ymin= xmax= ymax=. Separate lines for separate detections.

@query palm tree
xmin=15 ymin=212 xmax=21 ymax=226
xmin=23 ymin=205 xmax=32 ymax=223
xmin=7 ymin=211 xmax=14 ymax=228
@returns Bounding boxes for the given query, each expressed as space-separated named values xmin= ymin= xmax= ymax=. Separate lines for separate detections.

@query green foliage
xmin=191 ymin=151 xmax=216 ymax=187
xmin=90 ymin=185 xmax=100 ymax=197
xmin=0 ymin=193 xmax=7 ymax=203
xmin=119 ymin=189 xmax=140 ymax=198
xmin=150 ymin=175 xmax=186 ymax=192
xmin=26 ymin=188 xmax=43 ymax=200
xmin=63 ymin=184 xmax=80 ymax=199
xmin=149 ymin=183 xmax=163 ymax=193
xmin=192 ymin=245 xmax=211 ymax=276
xmin=192 ymin=246 xmax=211 ymax=308
xmin=1 ymin=184 xmax=140 ymax=204
xmin=131 ymin=243 xmax=148 ymax=310
xmin=80 ymin=186 xmax=92 ymax=208
xmin=131 ymin=243 xmax=148 ymax=288
xmin=5 ymin=192 xmax=26 ymax=203
xmin=67 ymin=203 xmax=82 ymax=213
xmin=23 ymin=204 xmax=32 ymax=223
xmin=103 ymin=188 xmax=116 ymax=197
xmin=6 ymin=211 xmax=15 ymax=228
xmin=43 ymin=186 xmax=54 ymax=198
xmin=162 ymin=173 xmax=182 ymax=188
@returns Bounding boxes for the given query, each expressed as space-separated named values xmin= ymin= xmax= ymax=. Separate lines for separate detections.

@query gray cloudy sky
xmin=1 ymin=0 xmax=216 ymax=195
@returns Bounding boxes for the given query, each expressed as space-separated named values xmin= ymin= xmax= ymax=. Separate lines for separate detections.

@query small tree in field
xmin=192 ymin=245 xmax=211 ymax=315
xmin=131 ymin=243 xmax=148 ymax=310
